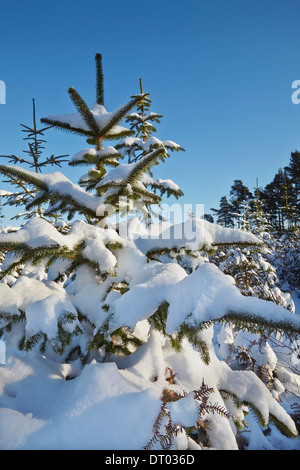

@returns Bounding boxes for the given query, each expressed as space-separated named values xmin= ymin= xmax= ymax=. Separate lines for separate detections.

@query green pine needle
xmin=95 ymin=53 xmax=104 ymax=106
xmin=68 ymin=87 xmax=100 ymax=137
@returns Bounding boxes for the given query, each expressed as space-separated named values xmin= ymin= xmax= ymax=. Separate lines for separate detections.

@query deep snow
xmin=0 ymin=217 xmax=300 ymax=450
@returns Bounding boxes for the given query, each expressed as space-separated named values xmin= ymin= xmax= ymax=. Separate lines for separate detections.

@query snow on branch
xmin=0 ymin=164 xmax=104 ymax=218
xmin=122 ymin=217 xmax=262 ymax=255
xmin=41 ymin=96 xmax=145 ymax=140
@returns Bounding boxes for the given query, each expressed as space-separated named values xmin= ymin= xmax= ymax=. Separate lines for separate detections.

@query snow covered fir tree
xmin=0 ymin=54 xmax=300 ymax=450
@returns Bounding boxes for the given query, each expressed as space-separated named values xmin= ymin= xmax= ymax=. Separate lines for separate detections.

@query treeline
xmin=209 ymin=150 xmax=300 ymax=234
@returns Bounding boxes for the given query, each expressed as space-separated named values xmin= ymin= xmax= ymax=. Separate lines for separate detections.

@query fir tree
xmin=0 ymin=99 xmax=68 ymax=223
xmin=0 ymin=53 xmax=187 ymax=356
xmin=285 ymin=150 xmax=300 ymax=228
xmin=115 ymin=78 xmax=184 ymax=204
xmin=0 ymin=53 xmax=299 ymax=449
xmin=262 ymin=169 xmax=294 ymax=234
xmin=229 ymin=179 xmax=253 ymax=228
xmin=211 ymin=195 xmax=234 ymax=228
xmin=120 ymin=78 xmax=163 ymax=162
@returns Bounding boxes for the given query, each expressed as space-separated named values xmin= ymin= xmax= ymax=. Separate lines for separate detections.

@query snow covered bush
xmin=0 ymin=54 xmax=299 ymax=450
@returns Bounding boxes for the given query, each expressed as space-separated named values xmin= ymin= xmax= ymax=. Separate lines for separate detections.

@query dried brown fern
xmin=143 ymin=402 xmax=182 ymax=450
xmin=254 ymin=364 xmax=274 ymax=389
xmin=144 ymin=379 xmax=229 ymax=450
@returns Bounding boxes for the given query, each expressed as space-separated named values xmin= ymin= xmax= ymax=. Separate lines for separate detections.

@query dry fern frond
xmin=144 ymin=380 xmax=229 ymax=450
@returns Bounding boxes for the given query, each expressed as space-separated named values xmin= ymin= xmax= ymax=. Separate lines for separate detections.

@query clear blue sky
xmin=1 ymin=0 xmax=300 ymax=223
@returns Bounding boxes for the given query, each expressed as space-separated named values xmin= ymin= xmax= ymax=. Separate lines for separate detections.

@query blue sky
xmin=1 ymin=0 xmax=300 ymax=223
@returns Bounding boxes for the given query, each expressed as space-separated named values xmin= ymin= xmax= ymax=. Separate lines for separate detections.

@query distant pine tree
xmin=211 ymin=195 xmax=234 ymax=227
xmin=0 ymin=99 xmax=68 ymax=223
xmin=229 ymin=179 xmax=253 ymax=228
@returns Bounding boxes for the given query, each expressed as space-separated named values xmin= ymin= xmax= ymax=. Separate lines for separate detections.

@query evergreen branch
xmin=40 ymin=117 xmax=93 ymax=137
xmin=98 ymin=95 xmax=145 ymax=140
xmin=18 ymin=332 xmax=47 ymax=353
xmin=211 ymin=241 xmax=263 ymax=247
xmin=176 ymin=311 xmax=300 ymax=346
xmin=68 ymin=87 xmax=100 ymax=137
xmin=129 ymin=185 xmax=161 ymax=204
xmin=69 ymin=150 xmax=120 ymax=167
xmin=0 ymin=154 xmax=33 ymax=166
xmin=25 ymin=190 xmax=52 ymax=211
xmin=0 ymin=240 xmax=111 ymax=279
xmin=220 ymin=311 xmax=300 ymax=341
xmin=0 ymin=240 xmax=31 ymax=253
xmin=41 ymin=154 xmax=69 ymax=168
xmin=96 ymin=181 xmax=161 ymax=205
xmin=95 ymin=149 xmax=167 ymax=221
xmin=95 ymin=53 xmax=104 ymax=106
xmin=86 ymin=128 xmax=136 ymax=145
xmin=219 ymin=388 xmax=297 ymax=438
xmin=40 ymin=120 xmax=135 ymax=142
xmin=0 ymin=312 xmax=25 ymax=339
xmin=26 ymin=187 xmax=97 ymax=220
xmin=269 ymin=413 xmax=298 ymax=439
xmin=0 ymin=164 xmax=48 ymax=191
xmin=0 ymin=164 xmax=100 ymax=219
xmin=44 ymin=195 xmax=97 ymax=220
xmin=177 ymin=322 xmax=212 ymax=364
xmin=42 ymin=96 xmax=144 ymax=144
xmin=1 ymin=173 xmax=36 ymax=199
xmin=147 ymin=299 xmax=300 ymax=361
xmin=125 ymin=147 xmax=167 ymax=185
xmin=150 ymin=181 xmax=184 ymax=199
xmin=20 ymin=123 xmax=53 ymax=135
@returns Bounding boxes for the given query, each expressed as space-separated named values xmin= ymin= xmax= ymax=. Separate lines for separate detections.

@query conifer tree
xmin=40 ymin=56 xmax=182 ymax=223
xmin=262 ymin=169 xmax=294 ymax=234
xmin=285 ymin=150 xmax=300 ymax=228
xmin=0 ymin=53 xmax=187 ymax=356
xmin=211 ymin=196 xmax=234 ymax=227
xmin=120 ymin=78 xmax=163 ymax=161
xmin=115 ymin=78 xmax=184 ymax=203
xmin=0 ymin=53 xmax=299 ymax=449
xmin=229 ymin=179 xmax=253 ymax=228
xmin=0 ymin=99 xmax=68 ymax=223
xmin=41 ymin=54 xmax=143 ymax=200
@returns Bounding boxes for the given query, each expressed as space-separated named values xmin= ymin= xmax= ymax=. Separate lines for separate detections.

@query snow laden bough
xmin=0 ymin=216 xmax=299 ymax=447
xmin=0 ymin=215 xmax=299 ymax=354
